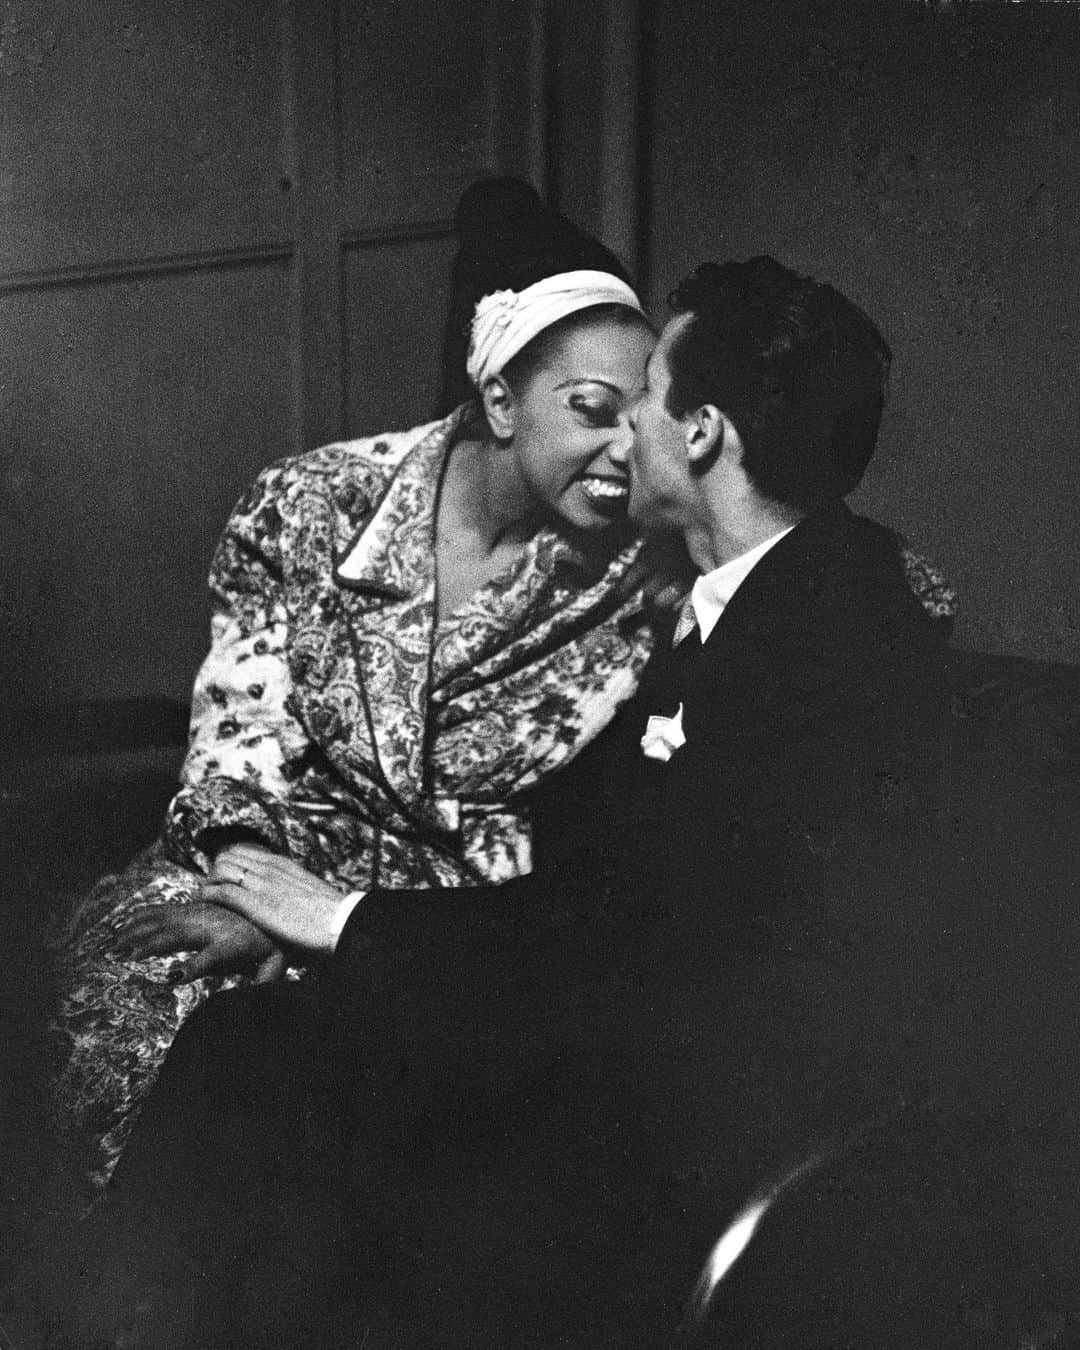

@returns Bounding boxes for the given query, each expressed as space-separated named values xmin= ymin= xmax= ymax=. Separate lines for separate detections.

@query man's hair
xmin=666 ymin=257 xmax=892 ymax=512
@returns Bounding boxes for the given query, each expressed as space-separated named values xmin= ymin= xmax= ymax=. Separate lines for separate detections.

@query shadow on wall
xmin=645 ymin=0 xmax=1080 ymax=663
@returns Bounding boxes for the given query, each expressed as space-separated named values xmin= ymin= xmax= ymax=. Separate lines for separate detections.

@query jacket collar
xmin=334 ymin=409 xmax=464 ymax=598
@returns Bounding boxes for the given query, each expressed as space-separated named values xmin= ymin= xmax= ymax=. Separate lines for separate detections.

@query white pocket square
xmin=640 ymin=702 xmax=687 ymax=762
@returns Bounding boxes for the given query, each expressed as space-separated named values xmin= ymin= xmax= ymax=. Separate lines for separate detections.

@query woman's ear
xmin=685 ymin=403 xmax=726 ymax=470
xmin=480 ymin=376 xmax=516 ymax=441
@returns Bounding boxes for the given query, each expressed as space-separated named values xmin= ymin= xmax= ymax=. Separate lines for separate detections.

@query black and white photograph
xmin=2 ymin=0 xmax=1080 ymax=1345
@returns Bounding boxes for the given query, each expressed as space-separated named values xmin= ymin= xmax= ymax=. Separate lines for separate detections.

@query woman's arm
xmin=162 ymin=463 xmax=317 ymax=874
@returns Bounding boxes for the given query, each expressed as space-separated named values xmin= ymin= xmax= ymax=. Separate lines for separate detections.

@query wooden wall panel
xmin=341 ymin=231 xmax=458 ymax=436
xmin=0 ymin=0 xmax=562 ymax=715
xmin=0 ymin=0 xmax=292 ymax=274
xmin=0 ymin=262 xmax=294 ymax=706
xmin=337 ymin=1 xmax=499 ymax=227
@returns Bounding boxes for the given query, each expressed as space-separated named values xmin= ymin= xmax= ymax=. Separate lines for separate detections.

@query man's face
xmin=614 ymin=315 xmax=696 ymax=529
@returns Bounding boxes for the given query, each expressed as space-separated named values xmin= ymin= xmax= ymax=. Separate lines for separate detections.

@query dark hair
xmin=440 ymin=177 xmax=636 ymax=411
xmin=665 ymin=256 xmax=892 ymax=512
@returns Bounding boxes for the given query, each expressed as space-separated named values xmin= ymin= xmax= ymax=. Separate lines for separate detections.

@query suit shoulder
xmin=837 ymin=514 xmax=947 ymax=622
xmin=794 ymin=514 xmax=948 ymax=697
xmin=841 ymin=509 xmax=904 ymax=563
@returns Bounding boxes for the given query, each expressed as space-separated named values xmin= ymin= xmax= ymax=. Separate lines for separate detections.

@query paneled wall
xmin=7 ymin=0 xmax=1072 ymax=715
xmin=0 ymin=0 xmax=544 ymax=709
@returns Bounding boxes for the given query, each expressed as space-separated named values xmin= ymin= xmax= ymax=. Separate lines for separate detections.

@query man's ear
xmin=684 ymin=403 xmax=726 ymax=471
xmin=480 ymin=376 xmax=515 ymax=441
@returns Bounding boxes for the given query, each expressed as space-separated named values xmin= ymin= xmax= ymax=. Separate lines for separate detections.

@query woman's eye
xmin=569 ymin=396 xmax=618 ymax=427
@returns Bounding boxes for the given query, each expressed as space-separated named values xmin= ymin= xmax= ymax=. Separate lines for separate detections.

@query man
xmin=64 ymin=260 xmax=1078 ymax=1348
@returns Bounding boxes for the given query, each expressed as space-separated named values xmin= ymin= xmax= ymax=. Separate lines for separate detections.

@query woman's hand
xmin=204 ymin=842 xmax=350 ymax=956
xmin=114 ymin=902 xmax=287 ymax=984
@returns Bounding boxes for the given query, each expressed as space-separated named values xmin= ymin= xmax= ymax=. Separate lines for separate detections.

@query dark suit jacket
xmin=77 ymin=503 xmax=1080 ymax=1349
xmin=305 ymin=501 xmax=1002 ymax=1347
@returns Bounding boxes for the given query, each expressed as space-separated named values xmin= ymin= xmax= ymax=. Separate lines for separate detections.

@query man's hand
xmin=114 ymin=902 xmax=287 ymax=984
xmin=203 ymin=842 xmax=349 ymax=956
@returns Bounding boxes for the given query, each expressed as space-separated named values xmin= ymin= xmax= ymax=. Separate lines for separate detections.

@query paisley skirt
xmin=51 ymin=841 xmax=303 ymax=1199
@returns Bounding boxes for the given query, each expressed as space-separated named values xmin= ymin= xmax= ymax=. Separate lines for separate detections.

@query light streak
xmin=679 ymin=1149 xmax=828 ymax=1335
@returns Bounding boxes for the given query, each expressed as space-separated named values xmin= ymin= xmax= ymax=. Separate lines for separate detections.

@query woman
xmin=52 ymin=181 xmax=661 ymax=1194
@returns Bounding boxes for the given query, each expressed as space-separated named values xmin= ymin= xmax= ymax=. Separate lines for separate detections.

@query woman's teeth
xmin=580 ymin=475 xmax=629 ymax=507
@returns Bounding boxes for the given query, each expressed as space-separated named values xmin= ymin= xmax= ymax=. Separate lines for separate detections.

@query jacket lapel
xmin=290 ymin=419 xmax=454 ymax=820
xmin=334 ymin=421 xmax=448 ymax=597
xmin=639 ymin=503 xmax=858 ymax=745
xmin=695 ymin=503 xmax=853 ymax=672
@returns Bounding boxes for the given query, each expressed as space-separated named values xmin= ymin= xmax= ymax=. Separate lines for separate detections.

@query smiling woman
xmin=506 ymin=307 xmax=650 ymax=518
xmin=49 ymin=179 xmax=669 ymax=1198
xmin=432 ymin=277 xmax=653 ymax=614
xmin=475 ymin=305 xmax=650 ymax=516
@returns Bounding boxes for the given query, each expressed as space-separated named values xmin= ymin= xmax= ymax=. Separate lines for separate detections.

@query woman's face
xmin=505 ymin=314 xmax=655 ymax=532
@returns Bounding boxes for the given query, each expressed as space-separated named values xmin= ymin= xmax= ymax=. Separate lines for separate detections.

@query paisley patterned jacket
xmin=163 ymin=408 xmax=656 ymax=892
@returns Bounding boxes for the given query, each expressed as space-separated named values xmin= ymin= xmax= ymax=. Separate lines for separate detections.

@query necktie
xmin=672 ymin=595 xmax=699 ymax=647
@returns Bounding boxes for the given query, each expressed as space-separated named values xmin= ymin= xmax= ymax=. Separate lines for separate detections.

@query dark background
xmin=1 ymin=0 xmax=1078 ymax=721
xmin=645 ymin=0 xmax=1080 ymax=668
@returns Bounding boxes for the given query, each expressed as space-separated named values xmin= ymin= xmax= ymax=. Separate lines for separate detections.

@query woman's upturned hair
xmin=440 ymin=177 xmax=635 ymax=411
xmin=665 ymin=257 xmax=892 ymax=512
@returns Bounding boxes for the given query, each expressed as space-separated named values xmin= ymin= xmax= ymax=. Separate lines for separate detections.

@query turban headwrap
xmin=466 ymin=269 xmax=645 ymax=389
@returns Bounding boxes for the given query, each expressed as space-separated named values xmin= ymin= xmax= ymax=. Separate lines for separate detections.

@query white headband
xmin=465 ymin=268 xmax=645 ymax=389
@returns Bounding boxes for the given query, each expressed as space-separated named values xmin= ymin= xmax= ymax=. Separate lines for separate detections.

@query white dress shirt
xmin=680 ymin=526 xmax=796 ymax=644
xmin=329 ymin=890 xmax=366 ymax=951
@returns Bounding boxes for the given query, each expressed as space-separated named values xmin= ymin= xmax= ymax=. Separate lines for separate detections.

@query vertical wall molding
xmin=481 ymin=0 xmax=552 ymax=192
xmin=277 ymin=0 xmax=305 ymax=455
xmin=289 ymin=0 xmax=346 ymax=451
xmin=526 ymin=0 xmax=553 ymax=198
xmin=599 ymin=0 xmax=643 ymax=278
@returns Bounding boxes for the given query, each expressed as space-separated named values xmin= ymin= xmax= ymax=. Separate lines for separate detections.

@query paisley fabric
xmin=53 ymin=408 xmax=657 ymax=1193
xmin=898 ymin=545 xmax=958 ymax=626
xmin=167 ymin=409 xmax=654 ymax=887
xmin=52 ymin=843 xmax=250 ymax=1195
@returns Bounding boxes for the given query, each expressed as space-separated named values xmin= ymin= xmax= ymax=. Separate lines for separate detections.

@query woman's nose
xmin=607 ymin=416 xmax=633 ymax=466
